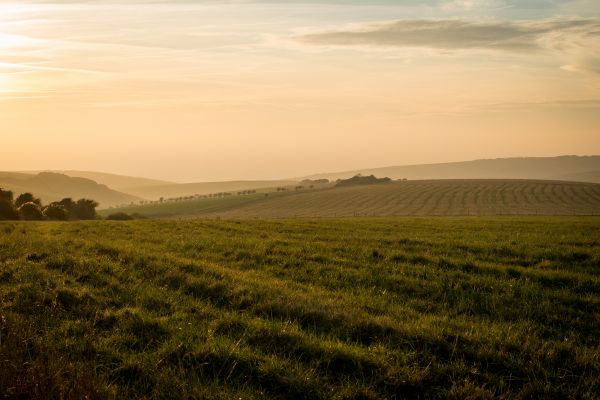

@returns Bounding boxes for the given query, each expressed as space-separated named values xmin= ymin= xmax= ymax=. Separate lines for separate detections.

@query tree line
xmin=0 ymin=188 xmax=98 ymax=221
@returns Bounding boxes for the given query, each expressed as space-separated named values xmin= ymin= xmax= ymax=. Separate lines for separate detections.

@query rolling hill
xmin=121 ymin=180 xmax=300 ymax=200
xmin=0 ymin=172 xmax=142 ymax=209
xmin=298 ymin=156 xmax=600 ymax=183
xmin=105 ymin=179 xmax=600 ymax=218
xmin=28 ymin=170 xmax=174 ymax=191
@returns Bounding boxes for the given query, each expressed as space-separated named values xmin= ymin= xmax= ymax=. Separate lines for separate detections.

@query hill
xmin=0 ymin=172 xmax=142 ymax=209
xmin=123 ymin=180 xmax=300 ymax=200
xmin=185 ymin=179 xmax=600 ymax=218
xmin=556 ymin=170 xmax=600 ymax=184
xmin=1 ymin=218 xmax=598 ymax=398
xmin=298 ymin=156 xmax=600 ymax=183
xmin=28 ymin=170 xmax=174 ymax=191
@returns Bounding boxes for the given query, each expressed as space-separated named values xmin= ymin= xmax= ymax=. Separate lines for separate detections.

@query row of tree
xmin=0 ymin=188 xmax=98 ymax=221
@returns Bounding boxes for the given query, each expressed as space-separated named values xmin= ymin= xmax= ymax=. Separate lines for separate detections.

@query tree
xmin=18 ymin=202 xmax=44 ymax=220
xmin=73 ymin=198 xmax=98 ymax=220
xmin=0 ymin=200 xmax=18 ymax=220
xmin=43 ymin=203 xmax=68 ymax=221
xmin=0 ymin=188 xmax=18 ymax=220
xmin=15 ymin=193 xmax=41 ymax=208
xmin=0 ymin=188 xmax=13 ymax=203
xmin=57 ymin=198 xmax=76 ymax=215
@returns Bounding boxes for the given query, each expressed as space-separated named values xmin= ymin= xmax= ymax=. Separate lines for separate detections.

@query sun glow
xmin=0 ymin=3 xmax=29 ymax=14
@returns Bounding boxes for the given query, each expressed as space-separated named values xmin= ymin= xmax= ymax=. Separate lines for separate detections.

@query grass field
xmin=99 ymin=192 xmax=278 ymax=219
xmin=101 ymin=180 xmax=600 ymax=219
xmin=1 ymin=217 xmax=599 ymax=399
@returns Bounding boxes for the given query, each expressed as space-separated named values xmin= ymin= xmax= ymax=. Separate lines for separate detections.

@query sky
xmin=1 ymin=0 xmax=599 ymax=182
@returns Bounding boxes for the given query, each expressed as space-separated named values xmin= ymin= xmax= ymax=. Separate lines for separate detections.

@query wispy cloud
xmin=297 ymin=18 xmax=600 ymax=52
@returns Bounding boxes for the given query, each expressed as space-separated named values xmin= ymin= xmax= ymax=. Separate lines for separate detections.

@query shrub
xmin=18 ymin=202 xmax=44 ymax=221
xmin=106 ymin=212 xmax=134 ymax=221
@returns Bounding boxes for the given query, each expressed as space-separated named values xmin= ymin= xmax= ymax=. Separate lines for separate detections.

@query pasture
xmin=1 ymin=217 xmax=599 ymax=399
xmin=101 ymin=180 xmax=600 ymax=219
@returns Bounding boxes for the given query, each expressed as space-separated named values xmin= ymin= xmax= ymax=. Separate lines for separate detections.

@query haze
xmin=1 ymin=0 xmax=599 ymax=182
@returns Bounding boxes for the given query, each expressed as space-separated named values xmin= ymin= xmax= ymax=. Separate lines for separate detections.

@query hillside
xmin=123 ymin=180 xmax=300 ymax=200
xmin=98 ymin=192 xmax=277 ymax=219
xmin=556 ymin=170 xmax=600 ymax=184
xmin=184 ymin=180 xmax=600 ymax=218
xmin=0 ymin=172 xmax=142 ymax=209
xmin=299 ymin=156 xmax=600 ymax=183
xmin=28 ymin=170 xmax=174 ymax=191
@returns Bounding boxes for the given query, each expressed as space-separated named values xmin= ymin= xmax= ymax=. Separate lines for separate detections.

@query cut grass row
xmin=1 ymin=217 xmax=599 ymax=398
xmin=198 ymin=180 xmax=600 ymax=218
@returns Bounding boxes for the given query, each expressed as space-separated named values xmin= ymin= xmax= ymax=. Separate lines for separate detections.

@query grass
xmin=101 ymin=180 xmax=600 ymax=219
xmin=98 ymin=191 xmax=289 ymax=219
xmin=1 ymin=217 xmax=599 ymax=399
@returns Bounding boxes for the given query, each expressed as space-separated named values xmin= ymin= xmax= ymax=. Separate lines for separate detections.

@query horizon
xmin=7 ymin=153 xmax=600 ymax=183
xmin=2 ymin=0 xmax=599 ymax=182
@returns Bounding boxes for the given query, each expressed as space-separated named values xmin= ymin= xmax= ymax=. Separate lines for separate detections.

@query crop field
xmin=1 ymin=217 xmax=599 ymax=399
xmin=102 ymin=180 xmax=600 ymax=219
xmin=201 ymin=180 xmax=600 ymax=218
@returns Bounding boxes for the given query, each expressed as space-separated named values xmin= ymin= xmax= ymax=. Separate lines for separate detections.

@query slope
xmin=192 ymin=179 xmax=600 ymax=218
xmin=0 ymin=172 xmax=143 ymax=209
xmin=29 ymin=170 xmax=174 ymax=191
xmin=298 ymin=156 xmax=600 ymax=182
xmin=124 ymin=180 xmax=299 ymax=200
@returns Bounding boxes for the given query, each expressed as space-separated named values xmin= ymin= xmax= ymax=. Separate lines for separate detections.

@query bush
xmin=43 ymin=203 xmax=69 ymax=221
xmin=18 ymin=202 xmax=44 ymax=221
xmin=106 ymin=212 xmax=134 ymax=221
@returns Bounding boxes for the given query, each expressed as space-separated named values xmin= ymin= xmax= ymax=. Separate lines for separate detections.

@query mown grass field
xmin=101 ymin=180 xmax=600 ymax=219
xmin=1 ymin=217 xmax=599 ymax=399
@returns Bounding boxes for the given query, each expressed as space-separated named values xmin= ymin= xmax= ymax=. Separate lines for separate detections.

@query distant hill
xmin=189 ymin=180 xmax=600 ymax=218
xmin=0 ymin=172 xmax=142 ymax=209
xmin=26 ymin=170 xmax=173 ymax=191
xmin=555 ymin=170 xmax=600 ymax=184
xmin=298 ymin=156 xmax=600 ymax=183
xmin=124 ymin=180 xmax=300 ymax=200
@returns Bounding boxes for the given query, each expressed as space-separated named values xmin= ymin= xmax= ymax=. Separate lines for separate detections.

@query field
xmin=100 ymin=192 xmax=276 ymax=219
xmin=101 ymin=180 xmax=600 ymax=219
xmin=1 ymin=217 xmax=599 ymax=399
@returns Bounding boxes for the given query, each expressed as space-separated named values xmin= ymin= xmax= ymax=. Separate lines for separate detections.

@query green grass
xmin=98 ymin=192 xmax=277 ymax=219
xmin=102 ymin=180 xmax=600 ymax=219
xmin=1 ymin=217 xmax=599 ymax=399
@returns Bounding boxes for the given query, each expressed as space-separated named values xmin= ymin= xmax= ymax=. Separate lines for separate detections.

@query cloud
xmin=297 ymin=18 xmax=600 ymax=52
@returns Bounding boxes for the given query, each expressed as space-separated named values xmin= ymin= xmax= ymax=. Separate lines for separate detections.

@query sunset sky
xmin=1 ymin=0 xmax=599 ymax=182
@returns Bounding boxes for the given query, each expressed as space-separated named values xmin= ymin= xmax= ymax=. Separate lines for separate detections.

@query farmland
xmin=1 ymin=217 xmax=599 ymax=399
xmin=101 ymin=180 xmax=600 ymax=219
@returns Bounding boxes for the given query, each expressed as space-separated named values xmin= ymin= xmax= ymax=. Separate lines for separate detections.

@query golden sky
xmin=1 ymin=0 xmax=599 ymax=181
